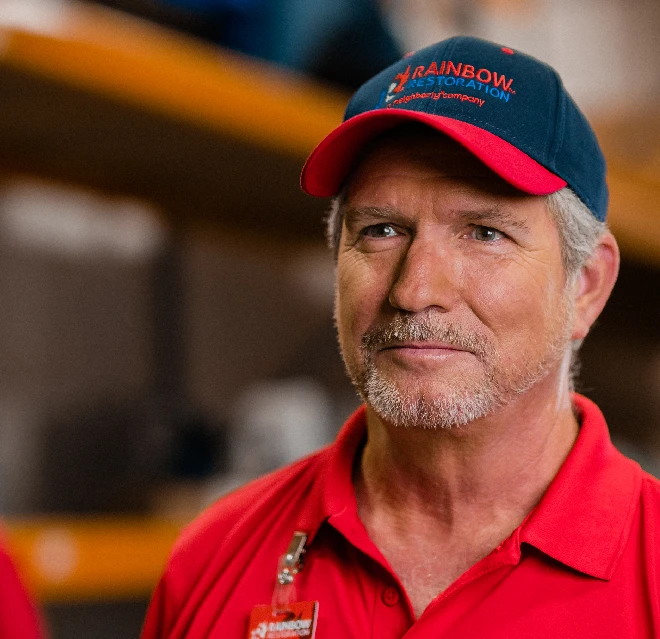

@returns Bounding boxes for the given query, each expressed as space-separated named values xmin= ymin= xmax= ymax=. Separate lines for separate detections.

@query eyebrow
xmin=342 ymin=205 xmax=402 ymax=225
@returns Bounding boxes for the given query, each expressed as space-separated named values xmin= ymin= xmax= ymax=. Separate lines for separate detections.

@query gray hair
xmin=545 ymin=188 xmax=607 ymax=283
xmin=325 ymin=186 xmax=608 ymax=389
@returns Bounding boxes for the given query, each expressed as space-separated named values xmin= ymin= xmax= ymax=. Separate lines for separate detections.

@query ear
xmin=571 ymin=231 xmax=620 ymax=341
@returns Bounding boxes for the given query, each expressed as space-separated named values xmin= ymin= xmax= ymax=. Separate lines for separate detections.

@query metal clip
xmin=272 ymin=531 xmax=307 ymax=612
xmin=277 ymin=531 xmax=307 ymax=585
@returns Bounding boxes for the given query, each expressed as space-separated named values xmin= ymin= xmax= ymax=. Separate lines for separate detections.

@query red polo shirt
xmin=142 ymin=395 xmax=660 ymax=638
xmin=0 ymin=538 xmax=43 ymax=639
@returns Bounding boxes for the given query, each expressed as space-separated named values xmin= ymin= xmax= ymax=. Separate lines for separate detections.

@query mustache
xmin=361 ymin=314 xmax=492 ymax=359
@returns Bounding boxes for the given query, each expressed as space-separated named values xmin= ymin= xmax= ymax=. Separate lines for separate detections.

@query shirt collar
xmin=519 ymin=393 xmax=642 ymax=580
xmin=298 ymin=395 xmax=642 ymax=581
xmin=294 ymin=405 xmax=367 ymax=545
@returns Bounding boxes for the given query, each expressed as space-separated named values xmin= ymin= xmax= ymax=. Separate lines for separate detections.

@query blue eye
xmin=472 ymin=226 xmax=503 ymax=242
xmin=361 ymin=223 xmax=399 ymax=238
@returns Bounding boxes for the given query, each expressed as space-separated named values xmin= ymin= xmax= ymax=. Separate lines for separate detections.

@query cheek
xmin=335 ymin=258 xmax=392 ymax=343
xmin=464 ymin=261 xmax=564 ymax=343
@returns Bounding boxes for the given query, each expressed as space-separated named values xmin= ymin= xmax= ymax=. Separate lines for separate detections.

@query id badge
xmin=246 ymin=532 xmax=318 ymax=639
xmin=246 ymin=601 xmax=319 ymax=639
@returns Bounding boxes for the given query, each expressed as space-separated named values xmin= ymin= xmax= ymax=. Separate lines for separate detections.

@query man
xmin=142 ymin=36 xmax=660 ymax=638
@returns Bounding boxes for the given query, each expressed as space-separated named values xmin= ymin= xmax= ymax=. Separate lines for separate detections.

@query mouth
xmin=374 ymin=342 xmax=474 ymax=367
xmin=379 ymin=341 xmax=469 ymax=353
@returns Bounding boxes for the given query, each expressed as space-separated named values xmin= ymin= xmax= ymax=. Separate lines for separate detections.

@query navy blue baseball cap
xmin=301 ymin=36 xmax=608 ymax=221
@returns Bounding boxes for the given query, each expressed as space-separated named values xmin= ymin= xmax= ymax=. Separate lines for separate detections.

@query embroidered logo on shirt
xmin=246 ymin=601 xmax=318 ymax=639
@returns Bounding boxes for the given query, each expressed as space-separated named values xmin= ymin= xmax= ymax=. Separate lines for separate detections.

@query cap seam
xmin=548 ymin=71 xmax=566 ymax=167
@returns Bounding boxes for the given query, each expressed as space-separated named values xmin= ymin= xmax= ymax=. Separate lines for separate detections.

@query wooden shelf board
xmin=595 ymin=113 xmax=660 ymax=267
xmin=0 ymin=64 xmax=332 ymax=241
xmin=4 ymin=517 xmax=184 ymax=602
xmin=0 ymin=2 xmax=347 ymax=160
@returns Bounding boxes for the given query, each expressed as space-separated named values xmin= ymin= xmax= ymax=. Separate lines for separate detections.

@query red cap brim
xmin=301 ymin=109 xmax=567 ymax=197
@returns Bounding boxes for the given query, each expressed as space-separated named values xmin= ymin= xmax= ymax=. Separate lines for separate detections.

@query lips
xmin=380 ymin=341 xmax=469 ymax=352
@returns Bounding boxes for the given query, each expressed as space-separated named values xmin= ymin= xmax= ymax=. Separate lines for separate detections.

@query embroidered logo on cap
xmin=381 ymin=58 xmax=516 ymax=109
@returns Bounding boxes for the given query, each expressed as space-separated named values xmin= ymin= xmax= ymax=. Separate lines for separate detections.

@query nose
xmin=388 ymin=235 xmax=459 ymax=313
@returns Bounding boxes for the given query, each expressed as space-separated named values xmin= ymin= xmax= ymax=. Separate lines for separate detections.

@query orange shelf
xmin=0 ymin=1 xmax=346 ymax=160
xmin=607 ymin=169 xmax=660 ymax=267
xmin=594 ymin=114 xmax=660 ymax=267
xmin=4 ymin=517 xmax=184 ymax=602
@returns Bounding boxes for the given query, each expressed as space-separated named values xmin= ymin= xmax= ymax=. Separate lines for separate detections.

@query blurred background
xmin=0 ymin=0 xmax=657 ymax=636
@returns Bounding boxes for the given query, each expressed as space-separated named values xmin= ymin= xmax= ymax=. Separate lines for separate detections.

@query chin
xmin=361 ymin=370 xmax=503 ymax=429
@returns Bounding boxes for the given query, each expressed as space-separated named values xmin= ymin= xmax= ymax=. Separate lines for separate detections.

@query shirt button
xmin=382 ymin=586 xmax=400 ymax=606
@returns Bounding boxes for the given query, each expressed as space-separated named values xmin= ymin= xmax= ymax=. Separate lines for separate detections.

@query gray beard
xmin=361 ymin=363 xmax=502 ymax=429
xmin=346 ymin=310 xmax=572 ymax=430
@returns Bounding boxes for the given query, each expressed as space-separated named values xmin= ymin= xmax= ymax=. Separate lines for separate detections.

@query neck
xmin=357 ymin=376 xmax=578 ymax=531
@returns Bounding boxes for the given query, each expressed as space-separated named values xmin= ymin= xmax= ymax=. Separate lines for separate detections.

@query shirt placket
xmin=403 ymin=534 xmax=522 ymax=637
xmin=327 ymin=509 xmax=416 ymax=638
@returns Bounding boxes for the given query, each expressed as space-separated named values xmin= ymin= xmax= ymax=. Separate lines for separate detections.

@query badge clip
xmin=272 ymin=531 xmax=307 ymax=612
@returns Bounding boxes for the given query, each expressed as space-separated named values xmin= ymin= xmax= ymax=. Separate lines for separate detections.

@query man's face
xmin=334 ymin=130 xmax=576 ymax=429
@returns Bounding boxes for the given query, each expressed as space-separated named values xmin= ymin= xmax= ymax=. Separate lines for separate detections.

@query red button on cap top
xmin=382 ymin=586 xmax=400 ymax=606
